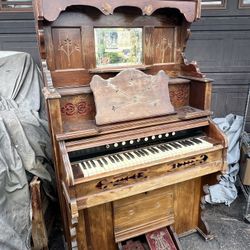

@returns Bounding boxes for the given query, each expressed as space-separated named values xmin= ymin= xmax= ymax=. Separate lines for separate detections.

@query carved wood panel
xmin=153 ymin=27 xmax=176 ymax=64
xmin=60 ymin=94 xmax=95 ymax=132
xmin=52 ymin=28 xmax=84 ymax=69
xmin=169 ymin=83 xmax=190 ymax=108
xmin=90 ymin=69 xmax=174 ymax=125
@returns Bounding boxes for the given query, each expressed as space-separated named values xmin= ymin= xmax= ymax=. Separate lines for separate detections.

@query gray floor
xmin=50 ymin=191 xmax=250 ymax=250
xmin=180 ymin=192 xmax=250 ymax=250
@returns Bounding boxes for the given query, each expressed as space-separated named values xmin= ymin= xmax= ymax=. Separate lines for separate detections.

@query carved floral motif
xmin=58 ymin=37 xmax=80 ymax=66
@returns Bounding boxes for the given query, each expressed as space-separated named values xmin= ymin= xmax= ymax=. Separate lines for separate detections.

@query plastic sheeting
xmin=204 ymin=114 xmax=243 ymax=206
xmin=0 ymin=52 xmax=55 ymax=250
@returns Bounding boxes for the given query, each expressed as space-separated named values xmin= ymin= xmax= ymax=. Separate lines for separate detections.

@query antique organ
xmin=33 ymin=0 xmax=227 ymax=249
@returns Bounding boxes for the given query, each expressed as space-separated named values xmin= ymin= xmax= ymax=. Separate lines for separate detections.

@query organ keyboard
xmin=34 ymin=0 xmax=228 ymax=249
xmin=72 ymin=136 xmax=214 ymax=178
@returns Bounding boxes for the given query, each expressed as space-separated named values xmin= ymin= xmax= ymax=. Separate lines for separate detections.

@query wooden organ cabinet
xmin=33 ymin=0 xmax=227 ymax=249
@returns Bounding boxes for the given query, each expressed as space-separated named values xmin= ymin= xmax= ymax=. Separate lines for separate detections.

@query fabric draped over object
xmin=204 ymin=114 xmax=243 ymax=206
xmin=0 ymin=52 xmax=55 ymax=250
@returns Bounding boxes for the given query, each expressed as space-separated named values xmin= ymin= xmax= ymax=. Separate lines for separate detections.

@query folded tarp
xmin=0 ymin=52 xmax=54 ymax=250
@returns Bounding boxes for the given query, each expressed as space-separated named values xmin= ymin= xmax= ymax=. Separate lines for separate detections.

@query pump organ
xmin=33 ymin=0 xmax=227 ymax=249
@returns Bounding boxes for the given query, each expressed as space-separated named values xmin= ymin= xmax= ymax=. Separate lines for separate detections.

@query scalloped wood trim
xmin=37 ymin=0 xmax=199 ymax=22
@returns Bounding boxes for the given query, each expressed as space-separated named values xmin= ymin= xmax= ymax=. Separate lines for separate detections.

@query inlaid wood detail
xmin=153 ymin=28 xmax=176 ymax=63
xmin=52 ymin=28 xmax=84 ymax=69
xmin=58 ymin=37 xmax=80 ymax=66
xmin=60 ymin=94 xmax=95 ymax=132
xmin=61 ymin=101 xmax=92 ymax=116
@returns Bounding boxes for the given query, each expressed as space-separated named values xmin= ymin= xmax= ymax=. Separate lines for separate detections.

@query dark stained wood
xmin=33 ymin=0 xmax=227 ymax=248
xmin=52 ymin=27 xmax=84 ymax=69
xmin=39 ymin=0 xmax=200 ymax=22
xmin=153 ymin=27 xmax=176 ymax=63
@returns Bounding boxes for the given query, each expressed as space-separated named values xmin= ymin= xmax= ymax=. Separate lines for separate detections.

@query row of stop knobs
xmin=106 ymin=132 xmax=176 ymax=148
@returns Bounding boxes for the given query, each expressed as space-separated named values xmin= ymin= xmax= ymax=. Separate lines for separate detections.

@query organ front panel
xmin=33 ymin=0 xmax=227 ymax=249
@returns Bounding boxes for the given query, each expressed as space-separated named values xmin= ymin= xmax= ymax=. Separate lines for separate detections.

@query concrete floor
xmin=50 ymin=190 xmax=250 ymax=250
xmin=180 ymin=191 xmax=250 ymax=250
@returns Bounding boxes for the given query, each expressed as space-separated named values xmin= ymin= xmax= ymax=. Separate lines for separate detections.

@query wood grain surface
xmin=90 ymin=69 xmax=175 ymax=125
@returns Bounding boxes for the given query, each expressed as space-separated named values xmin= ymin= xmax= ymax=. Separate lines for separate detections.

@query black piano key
xmin=124 ymin=153 xmax=130 ymax=160
xmin=113 ymin=155 xmax=120 ymax=162
xmin=173 ymin=142 xmax=182 ymax=148
xmin=160 ymin=145 xmax=168 ymax=151
xmin=178 ymin=141 xmax=187 ymax=147
xmin=108 ymin=156 xmax=115 ymax=163
xmin=162 ymin=145 xmax=170 ymax=150
xmin=184 ymin=140 xmax=192 ymax=146
xmin=138 ymin=150 xmax=145 ymax=156
xmin=134 ymin=151 xmax=141 ymax=157
xmin=175 ymin=142 xmax=183 ymax=147
xmin=151 ymin=147 xmax=159 ymax=153
xmin=186 ymin=139 xmax=195 ymax=145
xmin=102 ymin=157 xmax=108 ymax=165
xmin=117 ymin=154 xmax=123 ymax=161
xmin=169 ymin=143 xmax=177 ymax=149
xmin=157 ymin=145 xmax=165 ymax=152
xmin=141 ymin=149 xmax=149 ymax=155
xmin=90 ymin=160 xmax=96 ymax=168
xmin=81 ymin=162 xmax=87 ymax=169
xmin=86 ymin=161 xmax=92 ymax=168
xmin=127 ymin=152 xmax=135 ymax=159
xmin=191 ymin=138 xmax=202 ymax=144
xmin=147 ymin=148 xmax=156 ymax=154
xmin=97 ymin=159 xmax=104 ymax=167
xmin=172 ymin=142 xmax=180 ymax=148
xmin=166 ymin=144 xmax=174 ymax=150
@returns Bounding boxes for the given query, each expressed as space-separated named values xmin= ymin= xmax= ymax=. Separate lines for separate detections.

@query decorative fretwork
xmin=172 ymin=154 xmax=208 ymax=169
xmin=96 ymin=171 xmax=148 ymax=190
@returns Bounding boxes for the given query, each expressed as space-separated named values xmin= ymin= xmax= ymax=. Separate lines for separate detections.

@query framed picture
xmin=201 ymin=0 xmax=227 ymax=9
xmin=94 ymin=28 xmax=143 ymax=68
xmin=239 ymin=0 xmax=250 ymax=8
